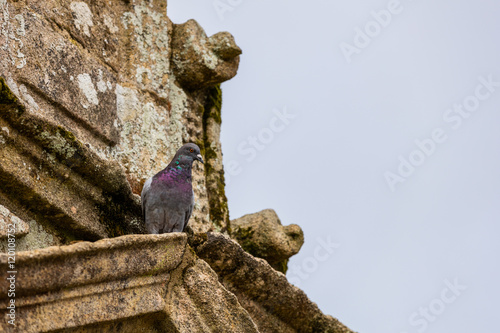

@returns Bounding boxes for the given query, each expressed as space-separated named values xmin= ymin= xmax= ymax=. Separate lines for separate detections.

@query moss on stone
xmin=0 ymin=77 xmax=26 ymax=117
xmin=204 ymin=85 xmax=222 ymax=124
xmin=233 ymin=224 xmax=290 ymax=273
xmin=0 ymin=77 xmax=18 ymax=104
xmin=0 ymin=88 xmax=86 ymax=169
xmin=194 ymin=138 xmax=206 ymax=157
xmin=204 ymin=160 xmax=230 ymax=231
xmin=187 ymin=231 xmax=208 ymax=250
xmin=57 ymin=125 xmax=77 ymax=142
xmin=0 ymin=79 xmax=80 ymax=243
xmin=275 ymin=259 xmax=289 ymax=274
xmin=0 ymin=80 xmax=124 ymax=197
xmin=232 ymin=226 xmax=256 ymax=250
xmin=232 ymin=226 xmax=267 ymax=262
xmin=201 ymin=84 xmax=230 ymax=232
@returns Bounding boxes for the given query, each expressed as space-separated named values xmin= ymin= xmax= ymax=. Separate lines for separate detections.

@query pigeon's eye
xmin=189 ymin=148 xmax=194 ymax=152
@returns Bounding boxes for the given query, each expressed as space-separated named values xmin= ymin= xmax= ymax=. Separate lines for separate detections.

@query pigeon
xmin=141 ymin=143 xmax=204 ymax=234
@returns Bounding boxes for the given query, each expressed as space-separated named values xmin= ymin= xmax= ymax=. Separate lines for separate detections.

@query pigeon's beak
xmin=196 ymin=154 xmax=204 ymax=164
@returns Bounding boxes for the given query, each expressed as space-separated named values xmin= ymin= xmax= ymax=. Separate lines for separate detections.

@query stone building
xmin=0 ymin=0 xmax=354 ymax=332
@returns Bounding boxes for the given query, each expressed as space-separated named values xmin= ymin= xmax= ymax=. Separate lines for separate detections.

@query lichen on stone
xmin=121 ymin=1 xmax=170 ymax=96
xmin=70 ymin=1 xmax=94 ymax=37
xmin=76 ymin=73 xmax=99 ymax=107
xmin=0 ymin=219 xmax=60 ymax=252
xmin=39 ymin=130 xmax=78 ymax=159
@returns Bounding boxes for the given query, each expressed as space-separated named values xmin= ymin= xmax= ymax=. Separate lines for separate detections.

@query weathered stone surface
xmin=209 ymin=32 xmax=243 ymax=60
xmin=191 ymin=232 xmax=356 ymax=333
xmin=231 ymin=209 xmax=304 ymax=273
xmin=0 ymin=192 xmax=61 ymax=252
xmin=0 ymin=233 xmax=187 ymax=333
xmin=1 ymin=0 xmax=121 ymax=145
xmin=171 ymin=19 xmax=241 ymax=90
xmin=1 ymin=231 xmax=355 ymax=333
xmin=0 ymin=77 xmax=144 ymax=243
xmin=0 ymin=204 xmax=29 ymax=239
xmin=0 ymin=233 xmax=262 ymax=333
xmin=0 ymin=219 xmax=60 ymax=252
xmin=0 ymin=0 xmax=241 ymax=237
xmin=0 ymin=0 xmax=354 ymax=331
xmin=202 ymin=85 xmax=230 ymax=231
xmin=165 ymin=245 xmax=259 ymax=333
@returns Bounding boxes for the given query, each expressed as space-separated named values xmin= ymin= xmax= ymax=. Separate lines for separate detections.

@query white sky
xmin=168 ymin=1 xmax=500 ymax=332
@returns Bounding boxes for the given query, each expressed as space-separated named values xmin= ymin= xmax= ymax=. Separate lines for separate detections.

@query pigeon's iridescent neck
xmin=158 ymin=166 xmax=191 ymax=181
xmin=156 ymin=155 xmax=194 ymax=183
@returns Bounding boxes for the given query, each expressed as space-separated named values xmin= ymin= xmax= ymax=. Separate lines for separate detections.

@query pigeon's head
xmin=175 ymin=143 xmax=204 ymax=165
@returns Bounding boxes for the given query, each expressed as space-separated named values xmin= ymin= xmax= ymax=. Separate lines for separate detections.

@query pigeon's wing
xmin=141 ymin=177 xmax=153 ymax=223
xmin=182 ymin=191 xmax=194 ymax=231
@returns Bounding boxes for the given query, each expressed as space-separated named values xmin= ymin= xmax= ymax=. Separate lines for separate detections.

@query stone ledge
xmin=191 ymin=232 xmax=356 ymax=333
xmin=0 ymin=233 xmax=263 ymax=333
xmin=0 ymin=234 xmax=187 ymax=298
xmin=0 ymin=231 xmax=355 ymax=333
xmin=0 ymin=233 xmax=186 ymax=332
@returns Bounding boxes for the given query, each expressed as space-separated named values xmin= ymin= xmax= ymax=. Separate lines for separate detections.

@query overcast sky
xmin=169 ymin=1 xmax=500 ymax=332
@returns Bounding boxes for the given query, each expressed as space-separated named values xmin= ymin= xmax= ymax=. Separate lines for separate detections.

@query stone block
xmin=231 ymin=209 xmax=304 ymax=273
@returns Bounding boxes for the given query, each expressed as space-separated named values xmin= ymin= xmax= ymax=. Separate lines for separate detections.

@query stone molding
xmin=0 ymin=233 xmax=261 ymax=333
xmin=0 ymin=78 xmax=144 ymax=243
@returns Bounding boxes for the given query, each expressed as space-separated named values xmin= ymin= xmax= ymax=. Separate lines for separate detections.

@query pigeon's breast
xmin=152 ymin=175 xmax=192 ymax=201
